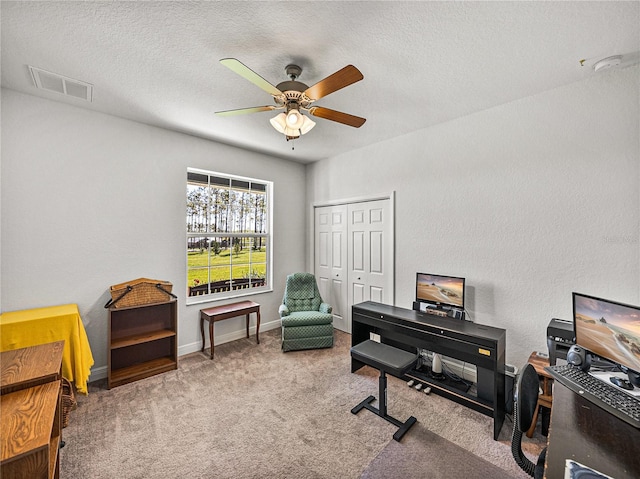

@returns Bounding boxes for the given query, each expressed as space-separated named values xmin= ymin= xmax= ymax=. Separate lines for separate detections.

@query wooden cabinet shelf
xmin=110 ymin=357 xmax=177 ymax=385
xmin=110 ymin=329 xmax=177 ymax=349
xmin=108 ymin=300 xmax=177 ymax=389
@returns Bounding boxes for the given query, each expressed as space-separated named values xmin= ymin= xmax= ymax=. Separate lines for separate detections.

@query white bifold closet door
xmin=315 ymin=204 xmax=349 ymax=332
xmin=315 ymin=198 xmax=394 ymax=334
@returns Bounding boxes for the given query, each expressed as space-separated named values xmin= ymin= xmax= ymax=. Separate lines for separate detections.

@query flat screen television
xmin=573 ymin=292 xmax=640 ymax=374
xmin=416 ymin=273 xmax=465 ymax=310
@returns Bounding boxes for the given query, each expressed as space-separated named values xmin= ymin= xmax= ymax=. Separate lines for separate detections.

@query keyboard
xmin=545 ymin=364 xmax=640 ymax=429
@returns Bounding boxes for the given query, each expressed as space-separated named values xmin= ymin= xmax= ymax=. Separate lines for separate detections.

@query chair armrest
xmin=319 ymin=302 xmax=332 ymax=314
xmin=279 ymin=304 xmax=290 ymax=318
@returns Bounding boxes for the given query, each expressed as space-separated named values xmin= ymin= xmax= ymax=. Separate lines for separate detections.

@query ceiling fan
xmin=215 ymin=58 xmax=366 ymax=141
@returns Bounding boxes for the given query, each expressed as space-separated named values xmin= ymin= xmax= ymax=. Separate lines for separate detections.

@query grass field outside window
xmin=187 ymin=168 xmax=271 ymax=301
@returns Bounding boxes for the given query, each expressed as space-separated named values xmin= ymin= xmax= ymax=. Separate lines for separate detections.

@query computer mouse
xmin=610 ymin=376 xmax=635 ymax=390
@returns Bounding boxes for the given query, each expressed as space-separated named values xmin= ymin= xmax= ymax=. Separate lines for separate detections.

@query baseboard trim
xmin=178 ymin=318 xmax=281 ymax=357
xmin=88 ymin=318 xmax=282 ymax=382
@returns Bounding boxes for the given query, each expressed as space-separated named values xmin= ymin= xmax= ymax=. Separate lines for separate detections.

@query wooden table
xmin=1 ymin=341 xmax=63 ymax=479
xmin=1 ymin=341 xmax=64 ymax=395
xmin=200 ymin=301 xmax=260 ymax=359
xmin=0 ymin=304 xmax=94 ymax=394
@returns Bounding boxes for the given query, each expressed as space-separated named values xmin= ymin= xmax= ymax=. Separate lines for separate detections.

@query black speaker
xmin=567 ymin=345 xmax=591 ymax=372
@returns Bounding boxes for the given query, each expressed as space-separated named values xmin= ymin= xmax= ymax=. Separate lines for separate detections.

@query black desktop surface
xmin=353 ymin=301 xmax=505 ymax=350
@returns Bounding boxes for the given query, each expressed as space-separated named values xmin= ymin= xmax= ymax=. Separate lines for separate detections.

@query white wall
xmin=306 ymin=66 xmax=640 ymax=368
xmin=2 ymin=64 xmax=638 ymax=376
xmin=1 ymin=89 xmax=307 ymax=378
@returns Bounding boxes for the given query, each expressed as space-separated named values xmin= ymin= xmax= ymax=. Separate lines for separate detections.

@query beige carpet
xmin=361 ymin=425 xmax=515 ymax=479
xmin=60 ymin=329 xmax=544 ymax=478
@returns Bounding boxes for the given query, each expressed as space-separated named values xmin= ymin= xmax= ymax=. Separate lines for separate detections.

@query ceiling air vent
xmin=28 ymin=66 xmax=93 ymax=101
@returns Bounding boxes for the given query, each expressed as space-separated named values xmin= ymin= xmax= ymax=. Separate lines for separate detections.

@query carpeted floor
xmin=60 ymin=328 xmax=544 ymax=478
xmin=361 ymin=425 xmax=516 ymax=479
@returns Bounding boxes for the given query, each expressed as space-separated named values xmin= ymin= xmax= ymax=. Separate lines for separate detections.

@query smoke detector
xmin=28 ymin=66 xmax=93 ymax=101
xmin=593 ymin=55 xmax=623 ymax=72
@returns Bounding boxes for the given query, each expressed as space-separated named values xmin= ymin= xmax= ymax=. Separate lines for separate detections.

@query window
xmin=187 ymin=168 xmax=272 ymax=302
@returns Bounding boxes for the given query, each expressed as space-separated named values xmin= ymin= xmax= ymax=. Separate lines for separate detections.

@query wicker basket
xmin=61 ymin=377 xmax=77 ymax=428
xmin=105 ymin=278 xmax=175 ymax=309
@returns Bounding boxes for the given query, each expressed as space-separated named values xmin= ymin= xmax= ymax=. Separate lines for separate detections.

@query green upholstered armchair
xmin=279 ymin=272 xmax=334 ymax=352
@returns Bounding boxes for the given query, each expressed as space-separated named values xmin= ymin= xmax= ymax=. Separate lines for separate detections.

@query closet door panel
xmin=314 ymin=205 xmax=348 ymax=332
xmin=348 ymin=199 xmax=393 ymax=308
xmin=315 ymin=198 xmax=394 ymax=336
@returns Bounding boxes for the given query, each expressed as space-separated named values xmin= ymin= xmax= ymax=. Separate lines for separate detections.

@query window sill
xmin=186 ymin=287 xmax=273 ymax=306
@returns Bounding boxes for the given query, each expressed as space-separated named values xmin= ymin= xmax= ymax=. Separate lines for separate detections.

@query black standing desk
xmin=352 ymin=301 xmax=506 ymax=440
xmin=544 ymin=384 xmax=640 ymax=479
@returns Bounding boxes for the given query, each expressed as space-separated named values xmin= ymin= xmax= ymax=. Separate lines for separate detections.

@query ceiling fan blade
xmin=215 ymin=106 xmax=277 ymax=116
xmin=219 ymin=58 xmax=283 ymax=97
xmin=308 ymin=106 xmax=366 ymax=128
xmin=303 ymin=65 xmax=364 ymax=101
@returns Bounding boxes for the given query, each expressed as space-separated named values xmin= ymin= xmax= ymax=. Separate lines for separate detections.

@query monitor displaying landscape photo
xmin=416 ymin=273 xmax=465 ymax=309
xmin=574 ymin=292 xmax=640 ymax=373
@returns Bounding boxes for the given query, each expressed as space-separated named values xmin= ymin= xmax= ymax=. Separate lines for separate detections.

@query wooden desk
xmin=200 ymin=301 xmax=260 ymax=359
xmin=0 ymin=304 xmax=94 ymax=394
xmin=544 ymin=383 xmax=640 ymax=479
xmin=1 ymin=341 xmax=64 ymax=395
xmin=1 ymin=342 xmax=63 ymax=479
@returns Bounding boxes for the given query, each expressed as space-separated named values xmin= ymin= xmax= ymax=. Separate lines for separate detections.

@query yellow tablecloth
xmin=0 ymin=304 xmax=94 ymax=394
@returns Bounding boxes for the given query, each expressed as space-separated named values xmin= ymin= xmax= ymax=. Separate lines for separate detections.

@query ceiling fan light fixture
xmin=286 ymin=108 xmax=304 ymax=129
xmin=269 ymin=113 xmax=287 ymax=134
xmin=271 ymin=111 xmax=315 ymax=137
xmin=217 ymin=59 xmax=366 ymax=146
xmin=300 ymin=115 xmax=316 ymax=135
xmin=285 ymin=131 xmax=300 ymax=140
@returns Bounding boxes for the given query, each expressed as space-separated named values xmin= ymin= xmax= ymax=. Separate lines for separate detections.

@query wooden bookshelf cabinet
xmin=108 ymin=300 xmax=178 ymax=389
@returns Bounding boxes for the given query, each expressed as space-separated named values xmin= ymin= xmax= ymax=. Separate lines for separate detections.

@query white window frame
xmin=186 ymin=167 xmax=273 ymax=304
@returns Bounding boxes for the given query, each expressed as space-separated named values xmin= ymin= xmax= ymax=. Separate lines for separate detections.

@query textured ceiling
xmin=2 ymin=1 xmax=639 ymax=163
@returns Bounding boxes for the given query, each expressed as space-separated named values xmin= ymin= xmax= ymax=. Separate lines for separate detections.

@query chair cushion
xmin=286 ymin=273 xmax=317 ymax=299
xmin=282 ymin=336 xmax=333 ymax=352
xmin=351 ymin=340 xmax=417 ymax=377
xmin=287 ymin=297 xmax=322 ymax=312
xmin=283 ymin=273 xmax=323 ymax=312
xmin=281 ymin=311 xmax=333 ymax=327
xmin=282 ymin=323 xmax=334 ymax=340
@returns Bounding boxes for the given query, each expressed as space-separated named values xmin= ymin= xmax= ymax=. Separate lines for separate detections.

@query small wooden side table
xmin=200 ymin=301 xmax=260 ymax=359
xmin=527 ymin=351 xmax=553 ymax=437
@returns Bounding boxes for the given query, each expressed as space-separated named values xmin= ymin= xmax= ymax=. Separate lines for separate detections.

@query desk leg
xmin=200 ymin=316 xmax=205 ymax=353
xmin=209 ymin=320 xmax=214 ymax=360
xmin=256 ymin=309 xmax=260 ymax=344
xmin=246 ymin=313 xmax=250 ymax=339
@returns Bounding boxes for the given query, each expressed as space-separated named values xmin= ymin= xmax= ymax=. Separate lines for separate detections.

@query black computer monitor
xmin=573 ymin=292 xmax=640 ymax=374
xmin=416 ymin=272 xmax=465 ymax=310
